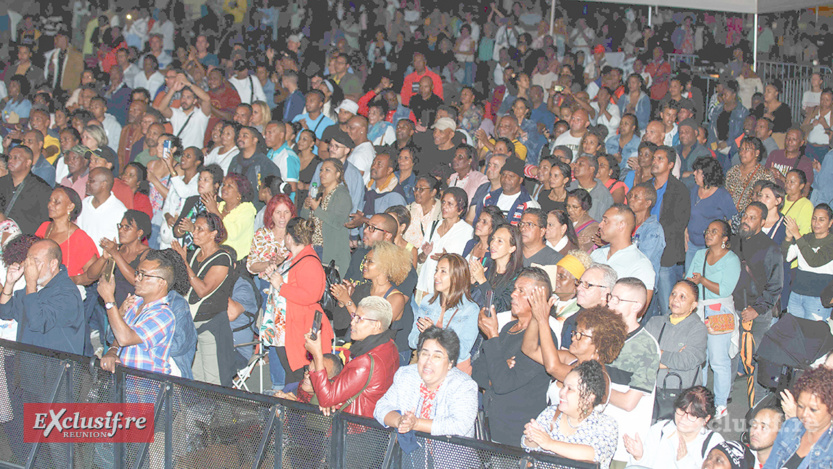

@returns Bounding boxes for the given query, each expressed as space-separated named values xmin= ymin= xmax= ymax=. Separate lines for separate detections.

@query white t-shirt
xmin=229 ymin=75 xmax=267 ymax=104
xmin=803 ymin=90 xmax=822 ymax=111
xmin=807 ymin=110 xmax=832 ymax=145
xmin=170 ymin=107 xmax=210 ymax=150
xmin=591 ymin=102 xmax=621 ymax=139
xmin=591 ymin=244 xmax=656 ymax=289
xmin=348 ymin=142 xmax=376 ymax=185
xmin=77 ymin=194 xmax=127 ymax=255
xmin=496 ymin=192 xmax=520 ymax=213
xmin=205 ymin=146 xmax=240 ymax=175
xmin=553 ymin=131 xmax=583 ymax=160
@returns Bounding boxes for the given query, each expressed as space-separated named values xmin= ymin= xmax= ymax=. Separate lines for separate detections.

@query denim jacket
xmin=763 ymin=418 xmax=833 ymax=469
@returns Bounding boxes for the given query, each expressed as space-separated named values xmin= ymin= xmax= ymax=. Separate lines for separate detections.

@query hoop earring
xmin=721 ymin=241 xmax=727 ymax=249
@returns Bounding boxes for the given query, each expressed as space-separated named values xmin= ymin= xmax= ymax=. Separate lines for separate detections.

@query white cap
xmin=336 ymin=99 xmax=359 ymax=115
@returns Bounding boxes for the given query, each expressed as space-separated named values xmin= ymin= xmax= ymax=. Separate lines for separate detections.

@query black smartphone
xmin=484 ymin=290 xmax=494 ymax=317
xmin=310 ymin=310 xmax=323 ymax=340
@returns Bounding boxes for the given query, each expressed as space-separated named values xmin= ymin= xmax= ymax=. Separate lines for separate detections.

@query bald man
xmin=347 ymin=115 xmax=375 ymax=184
xmin=78 ymin=167 xmax=128 ymax=255
xmin=409 ymin=76 xmax=444 ymax=128
xmin=644 ymin=120 xmax=683 ymax=178
xmin=0 ymin=239 xmax=85 ymax=354
xmin=591 ymin=204 xmax=656 ymax=296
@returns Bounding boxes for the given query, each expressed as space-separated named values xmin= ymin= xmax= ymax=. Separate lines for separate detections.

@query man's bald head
xmin=644 ymin=121 xmax=665 ymax=145
xmin=90 ymin=167 xmax=114 ymax=191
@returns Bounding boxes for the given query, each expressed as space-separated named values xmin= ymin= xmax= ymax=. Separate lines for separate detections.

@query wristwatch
xmin=104 ymin=302 xmax=117 ymax=310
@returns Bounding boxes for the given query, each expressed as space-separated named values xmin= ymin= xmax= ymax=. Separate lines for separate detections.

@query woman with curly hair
xmin=523 ymin=301 xmax=627 ymax=404
xmin=202 ymin=172 xmax=257 ymax=260
xmin=686 ymin=156 xmax=738 ymax=270
xmin=764 ymin=366 xmax=833 ymax=468
xmin=330 ymin=241 xmax=412 ymax=363
xmin=523 ymin=360 xmax=619 ymax=469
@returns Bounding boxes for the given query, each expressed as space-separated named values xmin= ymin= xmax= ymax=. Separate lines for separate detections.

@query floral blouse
xmin=149 ymin=174 xmax=170 ymax=217
xmin=246 ymin=227 xmax=290 ymax=274
xmin=522 ymin=406 xmax=618 ymax=469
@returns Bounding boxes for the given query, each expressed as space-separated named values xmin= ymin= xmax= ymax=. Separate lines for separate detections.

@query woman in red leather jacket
xmin=304 ymin=295 xmax=399 ymax=424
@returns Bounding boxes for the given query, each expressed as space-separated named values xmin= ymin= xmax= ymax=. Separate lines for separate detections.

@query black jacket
xmin=658 ymin=175 xmax=690 ymax=267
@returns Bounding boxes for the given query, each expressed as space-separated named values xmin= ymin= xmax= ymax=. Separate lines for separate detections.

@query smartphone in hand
xmin=484 ymin=290 xmax=494 ymax=317
xmin=310 ymin=310 xmax=323 ymax=341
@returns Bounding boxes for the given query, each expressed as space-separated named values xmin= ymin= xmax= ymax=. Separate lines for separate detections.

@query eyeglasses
xmin=518 ymin=221 xmax=544 ymax=229
xmin=352 ymin=315 xmax=380 ymax=324
xmin=364 ymin=223 xmax=390 ymax=235
xmin=134 ymin=270 xmax=166 ymax=282
xmin=675 ymin=408 xmax=703 ymax=423
xmin=607 ymin=294 xmax=639 ymax=306
xmin=574 ymin=280 xmax=607 ymax=290
xmin=413 ymin=187 xmax=432 ymax=193
xmin=570 ymin=330 xmax=593 ymax=341
xmin=117 ymin=223 xmax=132 ymax=231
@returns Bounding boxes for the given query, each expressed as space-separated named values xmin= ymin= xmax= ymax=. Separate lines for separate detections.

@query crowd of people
xmin=1 ymin=0 xmax=833 ymax=467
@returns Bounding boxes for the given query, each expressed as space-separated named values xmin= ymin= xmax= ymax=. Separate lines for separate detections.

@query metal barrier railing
xmin=0 ymin=339 xmax=599 ymax=469
xmin=668 ymin=53 xmax=697 ymax=70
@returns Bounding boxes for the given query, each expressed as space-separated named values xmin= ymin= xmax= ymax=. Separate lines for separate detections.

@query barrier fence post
xmin=65 ymin=361 xmax=74 ymax=468
xmin=274 ymin=405 xmax=282 ymax=469
xmin=251 ymin=405 xmax=277 ymax=469
xmin=330 ymin=413 xmax=345 ymax=469
xmin=114 ymin=367 xmax=125 ymax=469
xmin=164 ymin=384 xmax=172 ymax=469
xmin=25 ymin=360 xmax=68 ymax=468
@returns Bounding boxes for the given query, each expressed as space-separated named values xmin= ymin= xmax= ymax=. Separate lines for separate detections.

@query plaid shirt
xmin=120 ymin=296 xmax=175 ymax=375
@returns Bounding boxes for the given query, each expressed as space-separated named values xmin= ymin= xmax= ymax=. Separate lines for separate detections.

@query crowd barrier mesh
xmin=0 ymin=339 xmax=598 ymax=469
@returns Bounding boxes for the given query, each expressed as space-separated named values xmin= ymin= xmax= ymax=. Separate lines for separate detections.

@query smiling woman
xmin=375 ymin=327 xmax=479 ymax=438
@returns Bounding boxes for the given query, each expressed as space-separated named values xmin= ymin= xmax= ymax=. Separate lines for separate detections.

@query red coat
xmin=280 ymin=245 xmax=334 ymax=371
xmin=310 ymin=339 xmax=399 ymax=419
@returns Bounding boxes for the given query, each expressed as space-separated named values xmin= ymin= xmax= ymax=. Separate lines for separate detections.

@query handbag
xmin=700 ymin=256 xmax=735 ymax=334
xmin=652 ymin=324 xmax=700 ymax=422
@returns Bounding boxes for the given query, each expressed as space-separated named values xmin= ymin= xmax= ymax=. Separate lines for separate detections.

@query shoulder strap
xmin=186 ymin=248 xmax=233 ymax=318
xmin=336 ymin=354 xmax=374 ymax=413
xmin=175 ymin=110 xmax=195 ymax=139
xmin=701 ymin=431 xmax=715 ymax=457
xmin=656 ymin=322 xmax=667 ymax=345
xmin=4 ymin=178 xmax=26 ymax=217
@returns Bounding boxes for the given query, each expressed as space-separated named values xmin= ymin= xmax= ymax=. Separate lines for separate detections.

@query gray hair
xmin=586 ymin=263 xmax=618 ymax=290
xmin=358 ymin=296 xmax=393 ymax=330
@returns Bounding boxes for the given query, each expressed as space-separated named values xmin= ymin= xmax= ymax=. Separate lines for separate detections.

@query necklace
xmin=507 ymin=325 xmax=527 ymax=335
xmin=562 ymin=413 xmax=582 ymax=429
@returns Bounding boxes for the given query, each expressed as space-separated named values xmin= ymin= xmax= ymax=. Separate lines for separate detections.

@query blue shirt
xmin=292 ymin=113 xmax=334 ymax=140
xmin=530 ymin=103 xmax=556 ymax=133
xmin=763 ymin=417 xmax=833 ymax=469
xmin=166 ymin=291 xmax=196 ymax=380
xmin=2 ymin=97 xmax=31 ymax=123
xmin=651 ymin=180 xmax=668 ymax=218
xmin=605 ymin=134 xmax=640 ymax=177
xmin=633 ymin=215 xmax=665 ymax=283
xmin=409 ymin=296 xmax=480 ymax=361
xmin=32 ymin=155 xmax=56 ymax=188
xmin=687 ymin=186 xmax=738 ymax=247
xmin=283 ymin=90 xmax=306 ymax=122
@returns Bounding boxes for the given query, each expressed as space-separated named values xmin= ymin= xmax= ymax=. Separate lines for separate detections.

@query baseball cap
xmin=336 ymin=99 xmax=359 ymax=115
xmin=431 ymin=117 xmax=457 ymax=131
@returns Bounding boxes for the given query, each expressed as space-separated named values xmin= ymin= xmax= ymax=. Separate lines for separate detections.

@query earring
xmin=721 ymin=241 xmax=727 ymax=249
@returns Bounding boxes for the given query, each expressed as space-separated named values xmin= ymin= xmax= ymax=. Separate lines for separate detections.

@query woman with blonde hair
xmin=251 ymin=101 xmax=272 ymax=133
xmin=332 ymin=241 xmax=413 ymax=363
